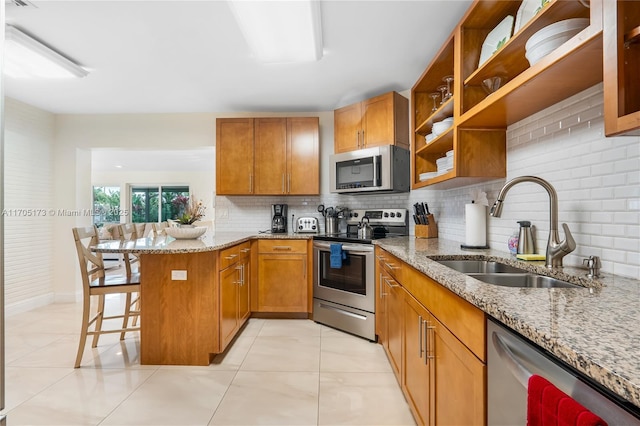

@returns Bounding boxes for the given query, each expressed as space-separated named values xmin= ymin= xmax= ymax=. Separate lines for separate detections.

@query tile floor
xmin=1 ymin=295 xmax=416 ymax=425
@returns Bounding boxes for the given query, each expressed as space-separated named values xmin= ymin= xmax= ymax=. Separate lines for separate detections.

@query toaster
xmin=296 ymin=217 xmax=319 ymax=233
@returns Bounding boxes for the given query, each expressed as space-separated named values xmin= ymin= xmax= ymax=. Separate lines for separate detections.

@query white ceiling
xmin=4 ymin=0 xmax=472 ymax=115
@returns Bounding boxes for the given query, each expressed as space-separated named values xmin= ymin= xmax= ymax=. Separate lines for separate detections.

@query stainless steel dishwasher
xmin=487 ymin=317 xmax=640 ymax=425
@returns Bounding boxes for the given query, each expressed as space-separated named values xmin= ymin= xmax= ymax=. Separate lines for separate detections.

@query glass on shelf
xmin=437 ymin=85 xmax=448 ymax=105
xmin=429 ymin=92 xmax=441 ymax=112
xmin=443 ymin=75 xmax=454 ymax=101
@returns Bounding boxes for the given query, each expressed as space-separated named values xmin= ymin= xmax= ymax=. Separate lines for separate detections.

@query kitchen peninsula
xmin=95 ymin=232 xmax=313 ymax=366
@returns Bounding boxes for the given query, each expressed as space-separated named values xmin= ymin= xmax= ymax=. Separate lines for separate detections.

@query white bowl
xmin=425 ymin=133 xmax=434 ymax=142
xmin=446 ymin=149 xmax=454 ymax=157
xmin=165 ymin=226 xmax=207 ymax=239
xmin=419 ymin=172 xmax=438 ymax=181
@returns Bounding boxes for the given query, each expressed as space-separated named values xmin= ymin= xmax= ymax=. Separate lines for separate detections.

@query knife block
xmin=415 ymin=214 xmax=438 ymax=239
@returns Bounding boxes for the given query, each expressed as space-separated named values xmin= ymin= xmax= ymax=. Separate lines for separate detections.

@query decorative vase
xmin=179 ymin=224 xmax=195 ymax=228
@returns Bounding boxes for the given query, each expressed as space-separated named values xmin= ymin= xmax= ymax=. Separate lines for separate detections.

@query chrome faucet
xmin=490 ymin=176 xmax=576 ymax=269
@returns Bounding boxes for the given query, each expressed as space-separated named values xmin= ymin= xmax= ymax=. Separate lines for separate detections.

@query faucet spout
xmin=490 ymin=176 xmax=575 ymax=268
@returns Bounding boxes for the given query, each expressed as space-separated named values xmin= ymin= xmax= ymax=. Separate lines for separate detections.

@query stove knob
xmin=312 ymin=225 xmax=316 ymax=230
xmin=396 ymin=212 xmax=402 ymax=218
xmin=353 ymin=212 xmax=359 ymax=218
xmin=390 ymin=212 xmax=395 ymax=218
xmin=383 ymin=212 xmax=389 ymax=217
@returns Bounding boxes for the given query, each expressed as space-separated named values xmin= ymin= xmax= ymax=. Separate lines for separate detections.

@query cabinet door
xmin=403 ymin=293 xmax=432 ymax=426
xmin=385 ymin=275 xmax=403 ymax=379
xmin=375 ymin=260 xmax=388 ymax=346
xmin=334 ymin=102 xmax=362 ymax=153
xmin=432 ymin=315 xmax=486 ymax=426
xmin=219 ymin=263 xmax=240 ymax=350
xmin=216 ymin=118 xmax=254 ymax=195
xmin=257 ymin=254 xmax=307 ymax=312
xmin=362 ymin=92 xmax=395 ymax=149
xmin=254 ymin=118 xmax=287 ymax=194
xmin=287 ymin=117 xmax=319 ymax=195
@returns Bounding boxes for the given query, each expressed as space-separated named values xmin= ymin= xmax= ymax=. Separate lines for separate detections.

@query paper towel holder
xmin=461 ymin=243 xmax=490 ymax=250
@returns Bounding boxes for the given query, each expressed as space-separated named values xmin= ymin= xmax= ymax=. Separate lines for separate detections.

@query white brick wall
xmin=4 ymin=98 xmax=56 ymax=314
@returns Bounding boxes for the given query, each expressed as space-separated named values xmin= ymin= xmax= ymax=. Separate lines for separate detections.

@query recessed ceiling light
xmin=228 ymin=0 xmax=323 ymax=63
xmin=4 ymin=24 xmax=89 ymax=79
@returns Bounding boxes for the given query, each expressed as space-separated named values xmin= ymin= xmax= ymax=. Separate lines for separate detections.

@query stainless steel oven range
xmin=312 ymin=208 xmax=408 ymax=340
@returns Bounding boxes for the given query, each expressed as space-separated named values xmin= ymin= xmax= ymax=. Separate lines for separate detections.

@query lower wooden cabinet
xmin=219 ymin=242 xmax=251 ymax=351
xmin=375 ymin=247 xmax=486 ymax=426
xmin=254 ymin=239 xmax=310 ymax=313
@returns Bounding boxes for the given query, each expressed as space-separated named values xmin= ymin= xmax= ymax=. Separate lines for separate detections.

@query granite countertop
xmin=374 ymin=237 xmax=640 ymax=410
xmin=94 ymin=231 xmax=313 ymax=254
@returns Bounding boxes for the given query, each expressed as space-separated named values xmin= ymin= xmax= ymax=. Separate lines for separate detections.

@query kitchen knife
xmin=423 ymin=202 xmax=430 ymax=215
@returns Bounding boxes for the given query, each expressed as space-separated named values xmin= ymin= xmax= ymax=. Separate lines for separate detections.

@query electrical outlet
xmin=219 ymin=208 xmax=229 ymax=218
xmin=171 ymin=270 xmax=187 ymax=280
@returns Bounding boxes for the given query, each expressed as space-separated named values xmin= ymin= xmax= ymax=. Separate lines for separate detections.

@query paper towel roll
xmin=465 ymin=203 xmax=487 ymax=247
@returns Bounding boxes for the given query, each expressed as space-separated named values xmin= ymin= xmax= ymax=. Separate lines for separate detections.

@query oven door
xmin=312 ymin=241 xmax=374 ymax=312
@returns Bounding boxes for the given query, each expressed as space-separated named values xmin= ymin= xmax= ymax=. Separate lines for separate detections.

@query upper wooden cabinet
xmin=216 ymin=117 xmax=319 ymax=195
xmin=412 ymin=0 xmax=604 ymax=189
xmin=216 ymin=118 xmax=255 ymax=195
xmin=604 ymin=0 xmax=640 ymax=136
xmin=334 ymin=91 xmax=409 ymax=154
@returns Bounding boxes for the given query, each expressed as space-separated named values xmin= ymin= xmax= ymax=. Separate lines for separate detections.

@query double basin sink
xmin=435 ymin=259 xmax=582 ymax=289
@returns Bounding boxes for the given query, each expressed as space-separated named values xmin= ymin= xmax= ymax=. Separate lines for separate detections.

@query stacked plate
xmin=436 ymin=155 xmax=453 ymax=175
xmin=525 ymin=18 xmax=589 ymax=66
xmin=419 ymin=171 xmax=438 ymax=181
xmin=432 ymin=117 xmax=454 ymax=137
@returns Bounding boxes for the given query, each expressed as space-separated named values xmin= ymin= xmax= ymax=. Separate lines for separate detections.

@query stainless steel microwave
xmin=330 ymin=145 xmax=410 ymax=194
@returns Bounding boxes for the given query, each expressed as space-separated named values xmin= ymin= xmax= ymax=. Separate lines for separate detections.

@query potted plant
xmin=173 ymin=195 xmax=205 ymax=227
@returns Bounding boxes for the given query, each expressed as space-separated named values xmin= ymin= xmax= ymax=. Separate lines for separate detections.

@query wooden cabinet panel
xmin=258 ymin=239 xmax=308 ymax=254
xmin=432 ymin=314 xmax=485 ymax=426
xmin=334 ymin=91 xmax=409 ymax=154
xmin=288 ymin=117 xmax=320 ymax=195
xmin=256 ymin=254 xmax=307 ymax=312
xmin=216 ymin=118 xmax=254 ymax=195
xmin=255 ymin=118 xmax=288 ymax=194
xmin=219 ymin=263 xmax=240 ymax=349
xmin=403 ymin=293 xmax=433 ymax=426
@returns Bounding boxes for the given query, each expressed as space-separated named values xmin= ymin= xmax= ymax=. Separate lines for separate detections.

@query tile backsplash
xmin=216 ymin=84 xmax=639 ymax=279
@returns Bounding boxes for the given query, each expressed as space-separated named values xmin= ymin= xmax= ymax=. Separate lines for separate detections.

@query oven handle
xmin=319 ymin=303 xmax=368 ymax=321
xmin=313 ymin=241 xmax=374 ymax=253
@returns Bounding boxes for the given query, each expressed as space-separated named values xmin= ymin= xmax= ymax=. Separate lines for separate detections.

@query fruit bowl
xmin=164 ymin=226 xmax=207 ymax=239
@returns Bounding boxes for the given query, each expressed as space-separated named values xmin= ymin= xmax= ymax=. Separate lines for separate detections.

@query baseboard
xmin=5 ymin=293 xmax=56 ymax=317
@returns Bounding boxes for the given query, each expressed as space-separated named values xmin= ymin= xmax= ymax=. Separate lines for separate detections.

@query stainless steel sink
xmin=467 ymin=273 xmax=581 ymax=289
xmin=435 ymin=259 xmax=528 ymax=274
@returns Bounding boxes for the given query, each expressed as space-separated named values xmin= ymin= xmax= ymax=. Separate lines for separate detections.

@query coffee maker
xmin=271 ymin=204 xmax=288 ymax=233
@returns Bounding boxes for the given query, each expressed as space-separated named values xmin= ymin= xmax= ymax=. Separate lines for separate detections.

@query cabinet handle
xmin=418 ymin=315 xmax=424 ymax=359
xmin=376 ymin=255 xmax=386 ymax=261
xmin=225 ymin=254 xmax=238 ymax=260
xmin=385 ymin=262 xmax=400 ymax=270
xmin=356 ymin=130 xmax=360 ymax=148
xmin=383 ymin=277 xmax=398 ymax=288
xmin=240 ymin=264 xmax=245 ymax=285
xmin=282 ymin=173 xmax=285 ymax=194
xmin=287 ymin=173 xmax=291 ymax=193
xmin=240 ymin=248 xmax=251 ymax=253
xmin=362 ymin=130 xmax=365 ymax=148
xmin=273 ymin=246 xmax=292 ymax=251
xmin=426 ymin=321 xmax=435 ymax=363
xmin=234 ymin=264 xmax=242 ymax=285
xmin=423 ymin=319 xmax=429 ymax=365
xmin=249 ymin=174 xmax=253 ymax=193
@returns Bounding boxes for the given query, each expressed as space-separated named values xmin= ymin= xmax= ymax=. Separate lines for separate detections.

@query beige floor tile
xmin=101 ymin=369 xmax=236 ymax=425
xmin=208 ymin=334 xmax=256 ymax=370
xmin=4 ymin=332 xmax=73 ymax=364
xmin=318 ymin=372 xmax=416 ymax=426
xmin=320 ymin=324 xmax=354 ymax=338
xmin=320 ymin=336 xmax=392 ymax=373
xmin=241 ymin=335 xmax=320 ymax=372
xmin=209 ymin=371 xmax=319 ymax=425
xmin=1 ymin=366 xmax=74 ymax=412
xmin=5 ymin=368 xmax=155 ymax=425
xmin=258 ymin=318 xmax=323 ymax=337
xmin=238 ymin=318 xmax=266 ymax=337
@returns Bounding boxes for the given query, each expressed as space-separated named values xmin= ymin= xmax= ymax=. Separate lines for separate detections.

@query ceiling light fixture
xmin=228 ymin=0 xmax=323 ymax=63
xmin=4 ymin=24 xmax=89 ymax=79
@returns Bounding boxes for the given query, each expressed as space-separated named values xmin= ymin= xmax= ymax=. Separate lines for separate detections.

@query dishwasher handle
xmin=492 ymin=329 xmax=533 ymax=389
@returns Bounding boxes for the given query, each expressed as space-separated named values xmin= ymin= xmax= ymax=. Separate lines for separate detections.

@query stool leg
xmin=120 ymin=292 xmax=132 ymax=340
xmin=92 ymin=294 xmax=105 ymax=348
xmin=75 ymin=292 xmax=91 ymax=368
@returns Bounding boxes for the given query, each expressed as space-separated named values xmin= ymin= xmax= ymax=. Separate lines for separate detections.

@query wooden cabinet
xmin=604 ymin=0 xmax=640 ymax=136
xmin=254 ymin=239 xmax=309 ymax=313
xmin=254 ymin=117 xmax=320 ymax=195
xmin=334 ymin=91 xmax=409 ymax=153
xmin=219 ymin=242 xmax=251 ymax=351
xmin=412 ymin=0 xmax=605 ymax=189
xmin=216 ymin=118 xmax=254 ymax=195
xmin=375 ymin=247 xmax=486 ymax=426
xmin=216 ymin=117 xmax=319 ymax=195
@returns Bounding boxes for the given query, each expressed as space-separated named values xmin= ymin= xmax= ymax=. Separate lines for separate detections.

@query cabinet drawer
xmin=219 ymin=242 xmax=250 ymax=270
xmin=258 ymin=239 xmax=308 ymax=254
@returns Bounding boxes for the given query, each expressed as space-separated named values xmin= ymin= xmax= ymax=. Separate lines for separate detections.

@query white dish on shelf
xmin=446 ymin=149 xmax=454 ymax=158
xmin=419 ymin=172 xmax=438 ymax=181
xmin=425 ymin=133 xmax=434 ymax=142
xmin=514 ymin=0 xmax=547 ymax=34
xmin=478 ymin=15 xmax=514 ymax=67
xmin=525 ymin=18 xmax=589 ymax=66
xmin=165 ymin=226 xmax=207 ymax=239
xmin=432 ymin=120 xmax=452 ymax=137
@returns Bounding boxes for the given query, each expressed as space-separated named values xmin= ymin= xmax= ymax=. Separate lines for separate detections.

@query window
xmin=130 ymin=186 xmax=189 ymax=223
xmin=92 ymin=186 xmax=121 ymax=225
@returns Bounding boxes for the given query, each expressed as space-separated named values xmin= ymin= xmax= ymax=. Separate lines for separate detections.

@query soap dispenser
xmin=517 ymin=221 xmax=535 ymax=254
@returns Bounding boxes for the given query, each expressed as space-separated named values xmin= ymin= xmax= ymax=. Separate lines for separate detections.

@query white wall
xmin=3 ymin=98 xmax=56 ymax=314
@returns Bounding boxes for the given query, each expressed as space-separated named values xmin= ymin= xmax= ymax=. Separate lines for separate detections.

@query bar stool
xmin=72 ymin=226 xmax=140 ymax=368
